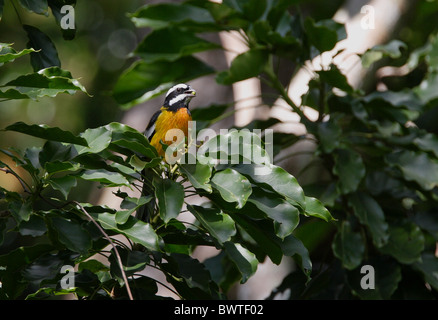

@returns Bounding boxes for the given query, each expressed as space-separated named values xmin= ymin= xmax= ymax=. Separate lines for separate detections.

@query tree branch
xmin=72 ymin=201 xmax=134 ymax=300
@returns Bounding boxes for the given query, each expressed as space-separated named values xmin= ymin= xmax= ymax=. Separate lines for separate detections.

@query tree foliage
xmin=1 ymin=0 xmax=438 ymax=300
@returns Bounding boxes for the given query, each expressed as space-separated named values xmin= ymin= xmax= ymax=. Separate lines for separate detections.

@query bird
xmin=145 ymin=83 xmax=196 ymax=156
xmin=137 ymin=83 xmax=196 ymax=222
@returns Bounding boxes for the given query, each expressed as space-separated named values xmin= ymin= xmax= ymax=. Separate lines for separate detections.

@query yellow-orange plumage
xmin=150 ymin=107 xmax=192 ymax=156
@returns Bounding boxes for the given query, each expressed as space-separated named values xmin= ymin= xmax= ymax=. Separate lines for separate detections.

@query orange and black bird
xmin=145 ymin=83 xmax=195 ymax=156
xmin=137 ymin=83 xmax=196 ymax=222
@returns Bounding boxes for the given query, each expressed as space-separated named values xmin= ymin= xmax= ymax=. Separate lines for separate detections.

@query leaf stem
xmin=72 ymin=201 xmax=134 ymax=300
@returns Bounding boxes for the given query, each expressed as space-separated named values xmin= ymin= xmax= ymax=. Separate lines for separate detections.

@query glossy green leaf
xmin=48 ymin=175 xmax=77 ymax=199
xmin=223 ymin=242 xmax=258 ymax=283
xmin=75 ymin=126 xmax=112 ymax=154
xmin=78 ymin=169 xmax=130 ymax=186
xmin=247 ymin=187 xmax=300 ymax=239
xmin=18 ymin=214 xmax=47 ymax=237
xmin=348 ymin=192 xmax=388 ymax=247
xmin=153 ymin=178 xmax=185 ymax=223
xmin=380 ymin=222 xmax=425 ymax=264
xmin=332 ymin=221 xmax=365 ymax=270
xmin=1 ymin=67 xmax=88 ymax=99
xmin=135 ymin=27 xmax=220 ymax=62
xmin=23 ymin=24 xmax=59 ymax=71
xmin=317 ymin=64 xmax=354 ymax=93
xmin=130 ymin=3 xmax=217 ymax=30
xmin=280 ymin=235 xmax=312 ymax=277
xmin=333 ymin=148 xmax=366 ymax=194
xmin=113 ymin=56 xmax=213 ymax=108
xmin=211 ymin=168 xmax=252 ymax=209
xmin=233 ymin=164 xmax=305 ymax=210
xmin=50 ymin=216 xmax=92 ymax=254
xmin=304 ymin=17 xmax=346 ymax=53
xmin=108 ymin=122 xmax=157 ymax=158
xmin=92 ymin=211 xmax=160 ymax=251
xmin=180 ymin=162 xmax=212 ymax=192
xmin=361 ymin=40 xmax=407 ymax=68
xmin=216 ymin=49 xmax=268 ymax=84
xmin=19 ymin=0 xmax=48 ymax=15
xmin=386 ymin=150 xmax=438 ymax=190
xmin=412 ymin=253 xmax=438 ymax=291
xmin=304 ymin=196 xmax=334 ymax=222
xmin=9 ymin=201 xmax=32 ymax=223
xmin=0 ymin=43 xmax=35 ymax=65
xmin=229 ymin=212 xmax=283 ymax=264
xmin=187 ymin=205 xmax=236 ymax=245
xmin=5 ymin=121 xmax=88 ymax=146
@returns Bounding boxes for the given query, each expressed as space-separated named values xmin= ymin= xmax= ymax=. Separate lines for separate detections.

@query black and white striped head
xmin=163 ymin=83 xmax=196 ymax=110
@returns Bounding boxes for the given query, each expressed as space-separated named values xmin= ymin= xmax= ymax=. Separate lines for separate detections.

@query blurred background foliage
xmin=1 ymin=0 xmax=438 ymax=300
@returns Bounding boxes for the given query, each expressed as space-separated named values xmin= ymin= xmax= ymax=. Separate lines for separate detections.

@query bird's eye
xmin=177 ymin=87 xmax=183 ymax=93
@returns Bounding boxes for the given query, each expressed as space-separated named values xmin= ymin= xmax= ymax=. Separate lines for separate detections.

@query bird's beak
xmin=187 ymin=90 xmax=196 ymax=97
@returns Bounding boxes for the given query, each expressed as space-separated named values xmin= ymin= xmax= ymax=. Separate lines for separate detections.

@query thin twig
xmin=0 ymin=167 xmax=31 ymax=193
xmin=72 ymin=201 xmax=134 ymax=300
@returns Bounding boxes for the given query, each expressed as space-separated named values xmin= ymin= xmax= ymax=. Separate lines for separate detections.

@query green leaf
xmin=229 ymin=212 xmax=283 ymax=264
xmin=23 ymin=24 xmax=60 ymax=71
xmin=332 ymin=221 xmax=365 ymax=270
xmin=333 ymin=148 xmax=366 ymax=194
xmin=223 ymin=242 xmax=258 ymax=283
xmin=0 ymin=43 xmax=36 ymax=65
xmin=78 ymin=169 xmax=130 ymax=186
xmin=247 ymin=187 xmax=300 ymax=239
xmin=280 ymin=235 xmax=312 ymax=277
xmin=216 ymin=49 xmax=268 ymax=85
xmin=412 ymin=253 xmax=438 ymax=291
xmin=211 ymin=168 xmax=252 ymax=209
xmin=317 ymin=64 xmax=354 ymax=93
xmin=48 ymin=175 xmax=77 ymax=199
xmin=109 ymin=248 xmax=149 ymax=282
xmin=50 ymin=216 xmax=92 ymax=254
xmin=9 ymin=201 xmax=32 ymax=223
xmin=108 ymin=122 xmax=157 ymax=158
xmin=361 ymin=40 xmax=407 ymax=68
xmin=5 ymin=122 xmax=88 ymax=146
xmin=304 ymin=17 xmax=346 ymax=53
xmin=75 ymin=126 xmax=112 ymax=154
xmin=380 ymin=222 xmax=425 ymax=264
xmin=386 ymin=150 xmax=438 ymax=190
xmin=135 ymin=27 xmax=220 ymax=62
xmin=187 ymin=205 xmax=236 ymax=245
xmin=18 ymin=214 xmax=47 ymax=237
xmin=153 ymin=178 xmax=185 ymax=223
xmin=348 ymin=192 xmax=388 ymax=247
xmin=180 ymin=162 xmax=212 ymax=192
xmin=233 ymin=164 xmax=305 ymax=210
xmin=19 ymin=0 xmax=48 ymax=15
xmin=1 ymin=67 xmax=88 ymax=99
xmin=414 ymin=133 xmax=438 ymax=158
xmin=129 ymin=3 xmax=217 ymax=30
xmin=198 ymin=129 xmax=271 ymax=166
xmin=113 ymin=56 xmax=213 ymax=108
xmin=92 ymin=211 xmax=160 ymax=251
xmin=304 ymin=196 xmax=334 ymax=222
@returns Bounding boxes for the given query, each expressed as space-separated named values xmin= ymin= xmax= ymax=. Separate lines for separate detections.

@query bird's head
xmin=163 ymin=83 xmax=196 ymax=110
